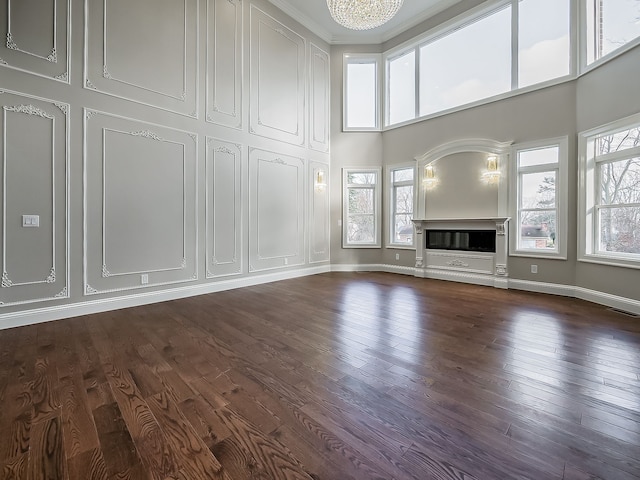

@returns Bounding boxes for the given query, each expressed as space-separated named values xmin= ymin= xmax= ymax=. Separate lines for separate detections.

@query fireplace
xmin=412 ymin=217 xmax=510 ymax=288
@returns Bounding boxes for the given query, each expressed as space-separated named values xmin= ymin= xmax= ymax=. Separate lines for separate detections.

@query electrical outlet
xmin=531 ymin=265 xmax=538 ymax=274
xmin=395 ymin=253 xmax=400 ymax=260
xmin=141 ymin=274 xmax=149 ymax=284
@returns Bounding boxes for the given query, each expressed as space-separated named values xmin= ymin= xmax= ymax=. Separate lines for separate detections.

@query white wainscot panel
xmin=85 ymin=0 xmax=198 ymax=116
xmin=83 ymin=109 xmax=198 ymax=295
xmin=206 ymin=0 xmax=242 ymax=129
xmin=249 ymin=148 xmax=305 ymax=272
xmin=0 ymin=91 xmax=69 ymax=307
xmin=249 ymin=6 xmax=305 ymax=146
xmin=309 ymin=44 xmax=329 ymax=153
xmin=206 ymin=138 xmax=243 ymax=278
xmin=309 ymin=161 xmax=329 ymax=263
xmin=0 ymin=0 xmax=70 ymax=82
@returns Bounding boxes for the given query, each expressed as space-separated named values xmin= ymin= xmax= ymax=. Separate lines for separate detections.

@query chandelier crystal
xmin=327 ymin=0 xmax=404 ymax=31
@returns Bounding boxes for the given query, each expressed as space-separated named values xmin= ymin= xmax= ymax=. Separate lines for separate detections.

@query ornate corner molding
xmin=54 ymin=287 xmax=68 ymax=298
xmin=130 ymin=130 xmax=163 ymax=141
xmin=447 ymin=259 xmax=470 ymax=268
xmin=189 ymin=111 xmax=197 ymax=118
xmin=181 ymin=91 xmax=187 ymax=101
xmin=85 ymin=110 xmax=97 ymax=120
xmin=46 ymin=268 xmax=56 ymax=283
xmin=54 ymin=71 xmax=68 ymax=82
xmin=101 ymin=265 xmax=111 ymax=278
xmin=6 ymin=33 xmax=17 ymax=50
xmin=86 ymin=79 xmax=97 ymax=90
xmin=0 ymin=58 xmax=7 ymax=66
xmin=103 ymin=65 xmax=113 ymax=79
xmin=5 ymin=104 xmax=54 ymax=119
xmin=206 ymin=114 xmax=214 ymax=122
xmin=54 ymin=103 xmax=69 ymax=115
xmin=270 ymin=158 xmax=286 ymax=165
xmin=1 ymin=271 xmax=13 ymax=288
xmin=180 ymin=258 xmax=187 ymax=269
xmin=188 ymin=133 xmax=197 ymax=143
xmin=214 ymin=146 xmax=234 ymax=155
xmin=85 ymin=284 xmax=98 ymax=294
xmin=47 ymin=48 xmax=57 ymax=63
xmin=415 ymin=259 xmax=424 ymax=268
xmin=496 ymin=264 xmax=508 ymax=276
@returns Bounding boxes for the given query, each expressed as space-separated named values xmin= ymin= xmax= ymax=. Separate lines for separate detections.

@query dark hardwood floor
xmin=1 ymin=272 xmax=640 ymax=479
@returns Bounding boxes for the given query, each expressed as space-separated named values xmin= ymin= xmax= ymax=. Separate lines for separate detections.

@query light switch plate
xmin=22 ymin=215 xmax=39 ymax=227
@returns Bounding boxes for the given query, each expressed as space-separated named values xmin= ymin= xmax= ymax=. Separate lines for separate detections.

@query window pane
xmin=346 ymin=62 xmax=376 ymax=128
xmin=520 ymin=210 xmax=557 ymax=250
xmin=599 ymin=206 xmax=640 ymax=253
xmin=348 ymin=215 xmax=375 ymax=243
xmin=394 ymin=214 xmax=414 ymax=244
xmin=419 ymin=6 xmax=511 ymax=116
xmin=522 ymin=171 xmax=557 ymax=208
xmin=388 ymin=50 xmax=415 ymax=125
xmin=518 ymin=0 xmax=570 ymax=88
xmin=394 ymin=185 xmax=413 ymax=214
xmin=601 ymin=0 xmax=640 ymax=58
xmin=393 ymin=168 xmax=414 ymax=182
xmin=348 ymin=188 xmax=374 ymax=214
xmin=518 ymin=146 xmax=559 ymax=168
xmin=348 ymin=172 xmax=377 ymax=185
xmin=596 ymin=128 xmax=640 ymax=156
xmin=600 ymin=158 xmax=640 ymax=204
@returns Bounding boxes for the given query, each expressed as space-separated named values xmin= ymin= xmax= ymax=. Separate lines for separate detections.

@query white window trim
xmin=343 ymin=53 xmax=382 ymax=132
xmin=386 ymin=163 xmax=416 ymax=250
xmin=342 ymin=167 xmax=382 ymax=248
xmin=510 ymin=137 xmax=568 ymax=260
xmin=578 ymin=112 xmax=640 ymax=270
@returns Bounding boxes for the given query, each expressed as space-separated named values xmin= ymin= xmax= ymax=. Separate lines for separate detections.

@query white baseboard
xmin=0 ymin=265 xmax=331 ymax=331
xmin=1 ymin=262 xmax=638 ymax=330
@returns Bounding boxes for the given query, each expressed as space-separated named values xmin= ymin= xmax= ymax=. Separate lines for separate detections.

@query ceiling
xmin=267 ymin=0 xmax=463 ymax=45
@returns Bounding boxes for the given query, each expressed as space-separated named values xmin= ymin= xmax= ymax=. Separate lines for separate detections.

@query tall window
xmin=580 ymin=115 xmax=640 ymax=267
xmin=344 ymin=55 xmax=380 ymax=131
xmin=388 ymin=166 xmax=415 ymax=247
xmin=586 ymin=0 xmax=640 ymax=64
xmin=343 ymin=168 xmax=382 ymax=248
xmin=511 ymin=138 xmax=568 ymax=258
xmin=387 ymin=50 xmax=416 ymax=125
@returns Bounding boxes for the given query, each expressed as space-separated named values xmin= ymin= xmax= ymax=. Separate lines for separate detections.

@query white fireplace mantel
xmin=412 ymin=217 xmax=510 ymax=289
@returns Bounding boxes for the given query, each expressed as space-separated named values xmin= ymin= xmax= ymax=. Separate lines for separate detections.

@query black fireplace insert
xmin=426 ymin=229 xmax=496 ymax=253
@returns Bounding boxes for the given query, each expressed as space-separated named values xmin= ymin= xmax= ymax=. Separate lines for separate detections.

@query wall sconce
xmin=315 ymin=170 xmax=327 ymax=192
xmin=482 ymin=156 xmax=501 ymax=184
xmin=423 ymin=164 xmax=438 ymax=189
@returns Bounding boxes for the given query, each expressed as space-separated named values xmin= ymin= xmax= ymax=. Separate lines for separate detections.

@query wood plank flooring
xmin=1 ymin=272 xmax=640 ymax=479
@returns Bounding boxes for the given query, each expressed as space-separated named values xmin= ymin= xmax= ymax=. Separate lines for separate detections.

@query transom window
xmin=586 ymin=0 xmax=640 ymax=65
xmin=388 ymin=166 xmax=415 ymax=247
xmin=511 ymin=138 xmax=568 ymax=259
xmin=343 ymin=168 xmax=382 ymax=248
xmin=343 ymin=55 xmax=380 ymax=131
xmin=580 ymin=116 xmax=640 ymax=267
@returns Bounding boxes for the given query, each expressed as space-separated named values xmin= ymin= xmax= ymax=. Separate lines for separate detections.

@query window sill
xmin=343 ymin=244 xmax=382 ymax=249
xmin=579 ymin=254 xmax=640 ymax=271
xmin=386 ymin=244 xmax=416 ymax=250
xmin=510 ymin=250 xmax=566 ymax=260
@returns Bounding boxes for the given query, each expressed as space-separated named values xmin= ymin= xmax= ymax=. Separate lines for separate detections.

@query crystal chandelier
xmin=326 ymin=0 xmax=404 ymax=31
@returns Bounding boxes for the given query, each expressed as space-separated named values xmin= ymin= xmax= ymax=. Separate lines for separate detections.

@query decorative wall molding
xmin=309 ymin=162 xmax=330 ymax=264
xmin=206 ymin=137 xmax=243 ymax=278
xmin=0 ymin=90 xmax=69 ymax=307
xmin=249 ymin=6 xmax=306 ymax=146
xmin=0 ymin=0 xmax=70 ymax=82
xmin=309 ymin=43 xmax=330 ymax=153
xmin=249 ymin=148 xmax=305 ymax=272
xmin=83 ymin=109 xmax=198 ymax=295
xmin=206 ymin=0 xmax=242 ymax=129
xmin=84 ymin=0 xmax=199 ymax=117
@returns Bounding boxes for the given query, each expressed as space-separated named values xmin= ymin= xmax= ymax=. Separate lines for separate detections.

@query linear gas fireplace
xmin=426 ymin=229 xmax=496 ymax=253
xmin=412 ymin=218 xmax=510 ymax=288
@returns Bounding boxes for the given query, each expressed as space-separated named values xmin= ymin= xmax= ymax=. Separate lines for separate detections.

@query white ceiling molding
xmin=267 ymin=0 xmax=462 ymax=45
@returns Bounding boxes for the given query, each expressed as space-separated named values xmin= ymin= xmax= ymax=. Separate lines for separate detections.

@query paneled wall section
xmin=0 ymin=0 xmax=330 ymax=315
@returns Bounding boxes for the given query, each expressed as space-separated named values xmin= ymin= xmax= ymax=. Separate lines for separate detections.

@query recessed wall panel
xmin=206 ymin=0 xmax=242 ymax=129
xmin=0 ymin=0 xmax=70 ymax=82
xmin=250 ymin=6 xmax=305 ymax=145
xmin=309 ymin=44 xmax=330 ymax=152
xmin=206 ymin=138 xmax=243 ymax=278
xmin=309 ymin=161 xmax=329 ymax=263
xmin=0 ymin=90 xmax=69 ymax=307
xmin=84 ymin=0 xmax=198 ymax=116
xmin=249 ymin=148 xmax=304 ymax=271
xmin=84 ymin=110 xmax=197 ymax=295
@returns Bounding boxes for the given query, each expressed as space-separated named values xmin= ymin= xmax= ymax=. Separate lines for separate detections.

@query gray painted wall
xmin=0 ymin=0 xmax=331 ymax=317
